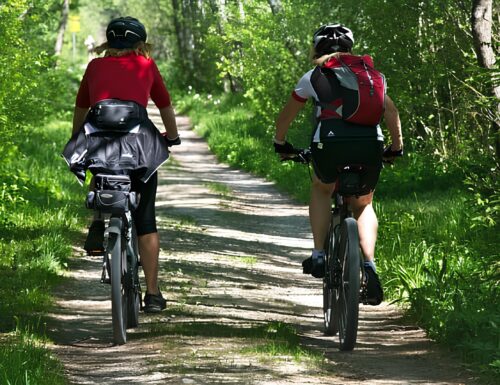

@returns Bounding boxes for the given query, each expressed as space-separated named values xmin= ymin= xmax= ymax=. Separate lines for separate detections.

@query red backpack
xmin=311 ymin=54 xmax=386 ymax=126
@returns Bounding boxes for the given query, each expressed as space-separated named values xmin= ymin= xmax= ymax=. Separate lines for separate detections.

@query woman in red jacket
xmin=72 ymin=17 xmax=178 ymax=313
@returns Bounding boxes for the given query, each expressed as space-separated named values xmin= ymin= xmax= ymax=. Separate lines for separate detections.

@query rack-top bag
xmin=86 ymin=174 xmax=139 ymax=214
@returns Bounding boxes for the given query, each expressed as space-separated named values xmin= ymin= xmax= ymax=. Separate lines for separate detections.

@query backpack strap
xmin=310 ymin=66 xmax=343 ymax=120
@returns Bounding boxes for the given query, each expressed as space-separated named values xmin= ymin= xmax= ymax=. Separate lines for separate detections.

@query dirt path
xmin=47 ymin=112 xmax=477 ymax=385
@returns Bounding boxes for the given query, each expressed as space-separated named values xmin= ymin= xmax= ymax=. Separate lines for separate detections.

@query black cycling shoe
xmin=364 ymin=265 xmax=383 ymax=305
xmin=84 ymin=220 xmax=105 ymax=255
xmin=302 ymin=255 xmax=325 ymax=278
xmin=143 ymin=291 xmax=167 ymax=313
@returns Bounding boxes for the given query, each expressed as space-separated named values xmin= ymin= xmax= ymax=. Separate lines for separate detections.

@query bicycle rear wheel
xmin=126 ymin=223 xmax=140 ymax=329
xmin=108 ymin=230 xmax=127 ymax=345
xmin=335 ymin=217 xmax=361 ymax=351
xmin=323 ymin=219 xmax=338 ymax=336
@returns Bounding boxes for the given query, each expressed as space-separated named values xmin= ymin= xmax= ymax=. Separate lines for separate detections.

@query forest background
xmin=0 ymin=0 xmax=498 ymax=383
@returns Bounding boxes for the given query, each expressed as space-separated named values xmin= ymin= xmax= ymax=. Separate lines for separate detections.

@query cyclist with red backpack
xmin=274 ymin=24 xmax=403 ymax=305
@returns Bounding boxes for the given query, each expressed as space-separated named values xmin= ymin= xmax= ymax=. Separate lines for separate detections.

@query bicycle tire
xmin=109 ymin=231 xmax=127 ymax=345
xmin=335 ymin=217 xmax=361 ymax=351
xmin=126 ymin=223 xmax=140 ymax=329
xmin=323 ymin=218 xmax=338 ymax=336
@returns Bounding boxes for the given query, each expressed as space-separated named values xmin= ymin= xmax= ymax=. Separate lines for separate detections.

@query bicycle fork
xmin=100 ymin=217 xmax=123 ymax=284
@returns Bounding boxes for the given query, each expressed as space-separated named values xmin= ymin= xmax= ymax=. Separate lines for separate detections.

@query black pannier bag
xmin=86 ymin=174 xmax=139 ymax=214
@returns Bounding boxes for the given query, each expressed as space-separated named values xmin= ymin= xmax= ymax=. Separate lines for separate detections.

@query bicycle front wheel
xmin=335 ymin=217 xmax=361 ymax=351
xmin=126 ymin=223 xmax=140 ymax=329
xmin=109 ymin=231 xmax=127 ymax=345
xmin=323 ymin=219 xmax=338 ymax=336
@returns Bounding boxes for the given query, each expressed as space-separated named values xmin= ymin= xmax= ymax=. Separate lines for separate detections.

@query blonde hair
xmin=94 ymin=41 xmax=152 ymax=59
xmin=312 ymin=51 xmax=351 ymax=67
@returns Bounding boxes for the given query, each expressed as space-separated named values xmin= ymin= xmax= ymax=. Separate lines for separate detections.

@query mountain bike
xmin=284 ymin=149 xmax=369 ymax=351
xmin=322 ymin=173 xmax=368 ymax=351
xmin=85 ymin=174 xmax=142 ymax=345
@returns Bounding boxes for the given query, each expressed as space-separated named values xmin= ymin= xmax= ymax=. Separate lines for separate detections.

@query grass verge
xmin=0 ymin=325 xmax=66 ymax=385
xmin=0 ymin=116 xmax=85 ymax=384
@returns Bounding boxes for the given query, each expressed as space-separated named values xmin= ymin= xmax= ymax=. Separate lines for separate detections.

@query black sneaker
xmin=143 ymin=291 xmax=166 ymax=313
xmin=364 ymin=265 xmax=383 ymax=305
xmin=302 ymin=255 xmax=325 ymax=278
xmin=84 ymin=220 xmax=105 ymax=255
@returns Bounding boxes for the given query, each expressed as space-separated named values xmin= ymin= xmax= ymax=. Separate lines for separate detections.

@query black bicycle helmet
xmin=106 ymin=17 xmax=147 ymax=49
xmin=312 ymin=24 xmax=354 ymax=55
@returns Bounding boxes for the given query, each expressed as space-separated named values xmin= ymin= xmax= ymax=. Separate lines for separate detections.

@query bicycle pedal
xmin=359 ymin=285 xmax=369 ymax=304
xmin=101 ymin=261 xmax=110 ymax=284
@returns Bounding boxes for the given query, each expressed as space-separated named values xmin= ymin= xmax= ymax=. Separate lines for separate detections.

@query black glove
xmin=163 ymin=134 xmax=181 ymax=147
xmin=383 ymin=144 xmax=403 ymax=160
xmin=273 ymin=140 xmax=297 ymax=154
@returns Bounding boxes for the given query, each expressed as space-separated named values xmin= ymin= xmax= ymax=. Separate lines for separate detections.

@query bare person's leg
xmin=309 ymin=175 xmax=335 ymax=250
xmin=349 ymin=192 xmax=378 ymax=261
xmin=138 ymin=232 xmax=160 ymax=295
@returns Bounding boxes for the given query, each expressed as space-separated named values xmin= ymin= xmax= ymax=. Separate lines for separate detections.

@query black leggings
xmin=311 ymin=140 xmax=383 ymax=191
xmin=131 ymin=172 xmax=158 ymax=236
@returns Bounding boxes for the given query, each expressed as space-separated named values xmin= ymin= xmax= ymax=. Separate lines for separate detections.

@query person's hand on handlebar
xmin=382 ymin=144 xmax=403 ymax=164
xmin=162 ymin=132 xmax=181 ymax=147
xmin=273 ymin=139 xmax=300 ymax=160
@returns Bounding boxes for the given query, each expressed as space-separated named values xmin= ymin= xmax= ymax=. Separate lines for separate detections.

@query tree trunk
xmin=54 ymin=0 xmax=70 ymax=56
xmin=471 ymin=0 xmax=499 ymax=158
xmin=268 ymin=0 xmax=282 ymax=14
xmin=171 ymin=0 xmax=184 ymax=56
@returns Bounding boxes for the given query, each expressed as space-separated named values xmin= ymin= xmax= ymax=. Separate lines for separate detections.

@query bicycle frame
xmin=85 ymin=174 xmax=141 ymax=345
xmin=329 ymin=191 xmax=368 ymax=303
xmin=283 ymin=148 xmax=368 ymax=350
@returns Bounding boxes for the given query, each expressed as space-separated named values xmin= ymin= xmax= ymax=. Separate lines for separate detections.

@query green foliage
xmin=464 ymin=159 xmax=500 ymax=230
xmin=0 ymin=2 xmax=86 ymax=381
xmin=0 ymin=119 xmax=85 ymax=331
xmin=0 ymin=117 xmax=83 ymax=383
xmin=245 ymin=321 xmax=320 ymax=362
xmin=375 ymin=162 xmax=499 ymax=376
xmin=0 ymin=1 xmax=65 ymax=134
xmin=0 ymin=1 xmax=78 ymax=225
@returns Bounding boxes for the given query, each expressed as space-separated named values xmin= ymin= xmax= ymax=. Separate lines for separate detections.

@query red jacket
xmin=75 ymin=53 xmax=171 ymax=109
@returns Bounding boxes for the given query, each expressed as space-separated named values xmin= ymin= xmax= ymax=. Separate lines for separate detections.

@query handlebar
xmin=280 ymin=148 xmax=311 ymax=164
xmin=280 ymin=146 xmax=402 ymax=165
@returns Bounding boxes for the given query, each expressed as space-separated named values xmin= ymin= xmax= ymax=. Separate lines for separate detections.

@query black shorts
xmin=311 ymin=140 xmax=383 ymax=192
xmin=131 ymin=172 xmax=158 ymax=236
